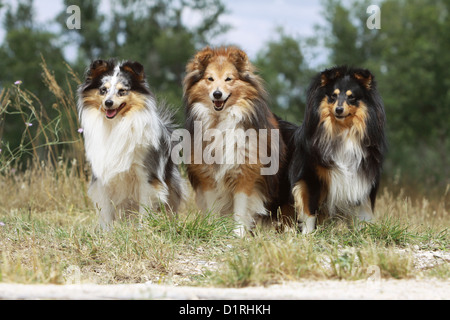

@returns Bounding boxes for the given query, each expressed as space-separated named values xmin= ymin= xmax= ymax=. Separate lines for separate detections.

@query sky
xmin=3 ymin=0 xmax=326 ymax=64
xmin=191 ymin=0 xmax=324 ymax=58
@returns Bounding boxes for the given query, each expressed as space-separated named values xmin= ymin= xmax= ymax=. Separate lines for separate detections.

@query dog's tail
xmin=275 ymin=115 xmax=298 ymax=147
xmin=154 ymin=100 xmax=178 ymax=132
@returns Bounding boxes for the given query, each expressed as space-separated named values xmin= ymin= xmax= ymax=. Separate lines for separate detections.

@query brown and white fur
xmin=183 ymin=46 xmax=286 ymax=236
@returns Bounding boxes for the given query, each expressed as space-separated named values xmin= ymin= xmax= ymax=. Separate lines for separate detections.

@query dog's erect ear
xmin=353 ymin=69 xmax=373 ymax=90
xmin=187 ymin=47 xmax=213 ymax=73
xmin=229 ymin=47 xmax=250 ymax=73
xmin=87 ymin=60 xmax=110 ymax=81
xmin=320 ymin=68 xmax=342 ymax=87
xmin=183 ymin=48 xmax=212 ymax=91
xmin=121 ymin=61 xmax=145 ymax=81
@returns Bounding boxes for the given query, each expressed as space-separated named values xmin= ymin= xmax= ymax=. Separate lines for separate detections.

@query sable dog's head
xmin=183 ymin=46 xmax=264 ymax=112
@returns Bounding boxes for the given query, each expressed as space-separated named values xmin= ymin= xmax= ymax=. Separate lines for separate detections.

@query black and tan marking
xmin=284 ymin=66 xmax=387 ymax=233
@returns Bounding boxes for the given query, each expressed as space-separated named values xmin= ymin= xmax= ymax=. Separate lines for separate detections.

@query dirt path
xmin=1 ymin=249 xmax=448 ymax=300
xmin=0 ymin=279 xmax=448 ymax=300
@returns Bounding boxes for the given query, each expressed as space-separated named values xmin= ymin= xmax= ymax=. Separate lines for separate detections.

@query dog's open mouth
xmin=212 ymin=94 xmax=231 ymax=111
xmin=106 ymin=103 xmax=127 ymax=119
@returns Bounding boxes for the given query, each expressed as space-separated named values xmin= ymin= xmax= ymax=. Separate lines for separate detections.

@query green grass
xmin=1 ymin=172 xmax=447 ymax=287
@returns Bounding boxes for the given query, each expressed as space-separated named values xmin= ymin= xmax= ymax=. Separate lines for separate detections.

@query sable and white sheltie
xmin=287 ymin=66 xmax=387 ymax=234
xmin=183 ymin=46 xmax=286 ymax=236
xmin=78 ymin=59 xmax=186 ymax=229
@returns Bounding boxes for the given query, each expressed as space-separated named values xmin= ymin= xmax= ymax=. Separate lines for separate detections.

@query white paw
xmin=300 ymin=215 xmax=316 ymax=235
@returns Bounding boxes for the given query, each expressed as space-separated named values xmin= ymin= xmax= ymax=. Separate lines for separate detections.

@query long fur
xmin=78 ymin=59 xmax=186 ymax=229
xmin=183 ymin=46 xmax=287 ymax=235
xmin=286 ymin=66 xmax=387 ymax=233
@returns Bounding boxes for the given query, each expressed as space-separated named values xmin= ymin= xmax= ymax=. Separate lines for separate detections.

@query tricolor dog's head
xmin=79 ymin=59 xmax=151 ymax=119
xmin=317 ymin=67 xmax=374 ymax=130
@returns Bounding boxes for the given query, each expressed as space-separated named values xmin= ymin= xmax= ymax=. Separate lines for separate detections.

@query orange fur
xmin=187 ymin=163 xmax=216 ymax=192
xmin=88 ymin=60 xmax=110 ymax=81
xmin=81 ymin=88 xmax=147 ymax=117
xmin=184 ymin=46 xmax=262 ymax=120
xmin=354 ymin=72 xmax=372 ymax=89
xmin=82 ymin=89 xmax=103 ymax=110
xmin=318 ymin=97 xmax=368 ymax=140
xmin=184 ymin=46 xmax=285 ymax=232
xmin=292 ymin=180 xmax=311 ymax=216
xmin=120 ymin=92 xmax=148 ymax=116
xmin=185 ymin=46 xmax=275 ymax=194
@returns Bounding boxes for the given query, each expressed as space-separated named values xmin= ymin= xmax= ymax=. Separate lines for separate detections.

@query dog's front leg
xmin=88 ymin=180 xmax=116 ymax=230
xmin=353 ymin=197 xmax=374 ymax=229
xmin=98 ymin=201 xmax=116 ymax=230
xmin=138 ymin=182 xmax=154 ymax=220
xmin=233 ymin=192 xmax=251 ymax=237
xmin=292 ymin=180 xmax=317 ymax=234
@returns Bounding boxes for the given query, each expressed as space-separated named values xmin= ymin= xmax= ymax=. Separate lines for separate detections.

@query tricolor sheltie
xmin=183 ymin=47 xmax=286 ymax=236
xmin=78 ymin=59 xmax=186 ymax=229
xmin=287 ymin=66 xmax=387 ymax=234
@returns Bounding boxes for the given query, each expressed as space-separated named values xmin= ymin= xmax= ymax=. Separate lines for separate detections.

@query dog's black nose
xmin=213 ymin=91 xmax=222 ymax=99
xmin=105 ymin=100 xmax=114 ymax=108
xmin=335 ymin=106 xmax=344 ymax=115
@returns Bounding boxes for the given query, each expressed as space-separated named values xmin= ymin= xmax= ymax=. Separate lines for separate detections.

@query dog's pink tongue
xmin=106 ymin=109 xmax=118 ymax=119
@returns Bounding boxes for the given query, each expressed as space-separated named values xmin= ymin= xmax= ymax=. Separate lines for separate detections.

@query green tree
xmin=59 ymin=0 xmax=229 ymax=119
xmin=0 ymin=0 xmax=66 ymax=96
xmin=377 ymin=0 xmax=449 ymax=186
xmin=255 ymin=29 xmax=313 ymax=124
xmin=0 ymin=0 xmax=67 ymax=157
xmin=58 ymin=0 xmax=107 ymax=66
xmin=319 ymin=0 xmax=365 ymax=66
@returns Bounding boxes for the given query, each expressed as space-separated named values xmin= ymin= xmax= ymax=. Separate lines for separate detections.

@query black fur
xmin=80 ymin=59 xmax=152 ymax=96
xmin=283 ymin=66 xmax=387 ymax=224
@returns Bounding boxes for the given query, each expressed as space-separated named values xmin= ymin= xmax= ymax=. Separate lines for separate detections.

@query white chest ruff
xmin=193 ymin=103 xmax=250 ymax=183
xmin=326 ymin=135 xmax=372 ymax=214
xmin=81 ymin=107 xmax=160 ymax=185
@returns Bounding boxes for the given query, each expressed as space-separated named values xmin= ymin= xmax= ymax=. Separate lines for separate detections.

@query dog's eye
xmin=99 ymin=87 xmax=108 ymax=95
xmin=117 ymin=89 xmax=128 ymax=97
xmin=330 ymin=93 xmax=338 ymax=100
xmin=225 ymin=77 xmax=232 ymax=82
xmin=207 ymin=77 xmax=214 ymax=82
xmin=348 ymin=95 xmax=356 ymax=104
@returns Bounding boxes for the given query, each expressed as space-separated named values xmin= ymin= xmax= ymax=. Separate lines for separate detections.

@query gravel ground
xmin=0 ymin=279 xmax=449 ymax=300
xmin=1 ymin=249 xmax=448 ymax=300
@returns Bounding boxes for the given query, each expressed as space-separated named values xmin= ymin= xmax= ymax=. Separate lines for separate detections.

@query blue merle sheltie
xmin=286 ymin=66 xmax=387 ymax=234
xmin=77 ymin=59 xmax=186 ymax=229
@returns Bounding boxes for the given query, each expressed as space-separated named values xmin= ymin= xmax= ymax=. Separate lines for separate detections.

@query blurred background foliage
xmin=0 ymin=0 xmax=448 ymax=193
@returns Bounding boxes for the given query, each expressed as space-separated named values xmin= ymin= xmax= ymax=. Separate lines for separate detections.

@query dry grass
xmin=0 ymin=64 xmax=448 ymax=287
xmin=0 ymin=171 xmax=448 ymax=286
